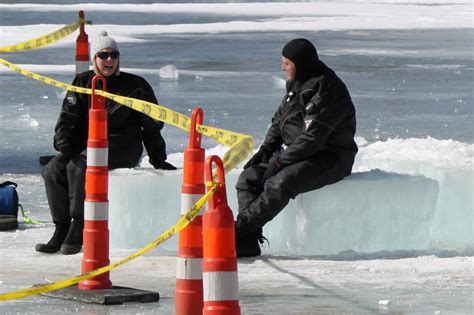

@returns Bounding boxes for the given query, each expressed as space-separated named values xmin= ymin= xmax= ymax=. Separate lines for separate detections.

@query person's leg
xmin=240 ymin=152 xmax=345 ymax=229
xmin=235 ymin=152 xmax=346 ymax=257
xmin=234 ymin=165 xmax=269 ymax=257
xmin=36 ymin=154 xmax=72 ymax=253
xmin=67 ymin=154 xmax=86 ymax=222
xmin=235 ymin=169 xmax=292 ymax=258
xmin=61 ymin=154 xmax=87 ymax=255
xmin=235 ymin=165 xmax=266 ymax=212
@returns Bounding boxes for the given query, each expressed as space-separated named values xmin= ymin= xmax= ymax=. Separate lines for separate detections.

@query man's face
xmin=281 ymin=56 xmax=296 ymax=81
xmin=95 ymin=48 xmax=119 ymax=77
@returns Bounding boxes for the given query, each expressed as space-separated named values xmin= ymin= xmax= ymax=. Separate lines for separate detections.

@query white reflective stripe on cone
xmin=84 ymin=201 xmax=109 ymax=221
xmin=176 ymin=257 xmax=203 ymax=280
xmin=181 ymin=193 xmax=205 ymax=216
xmin=203 ymin=271 xmax=239 ymax=301
xmin=75 ymin=61 xmax=89 ymax=74
xmin=87 ymin=147 xmax=108 ymax=167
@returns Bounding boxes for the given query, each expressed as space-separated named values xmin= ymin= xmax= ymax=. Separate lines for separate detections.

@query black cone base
xmin=38 ymin=285 xmax=160 ymax=305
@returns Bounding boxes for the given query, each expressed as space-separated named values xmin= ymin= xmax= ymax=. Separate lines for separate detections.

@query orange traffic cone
xmin=47 ymin=77 xmax=159 ymax=303
xmin=79 ymin=75 xmax=112 ymax=290
xmin=75 ymin=11 xmax=89 ymax=76
xmin=175 ymin=108 xmax=205 ymax=314
xmin=203 ymin=156 xmax=240 ymax=315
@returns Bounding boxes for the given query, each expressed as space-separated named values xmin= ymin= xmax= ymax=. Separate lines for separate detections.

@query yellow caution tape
xmin=0 ymin=19 xmax=83 ymax=53
xmin=0 ymin=184 xmax=217 ymax=301
xmin=0 ymin=58 xmax=254 ymax=173
xmin=0 ymin=58 xmax=254 ymax=301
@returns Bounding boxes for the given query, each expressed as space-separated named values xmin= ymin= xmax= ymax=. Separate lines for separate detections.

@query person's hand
xmin=263 ymin=158 xmax=281 ymax=180
xmin=154 ymin=161 xmax=177 ymax=170
xmin=243 ymin=145 xmax=273 ymax=169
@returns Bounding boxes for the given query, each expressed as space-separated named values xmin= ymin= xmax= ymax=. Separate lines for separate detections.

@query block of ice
xmin=108 ymin=168 xmax=439 ymax=256
xmin=108 ymin=138 xmax=472 ymax=256
xmin=263 ymin=170 xmax=438 ymax=255
xmin=109 ymin=169 xmax=182 ymax=251
xmin=15 ymin=113 xmax=39 ymax=128
xmin=354 ymin=137 xmax=473 ymax=250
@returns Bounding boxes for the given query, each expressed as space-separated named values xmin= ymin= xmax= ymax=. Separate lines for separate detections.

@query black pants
xmin=235 ymin=152 xmax=351 ymax=231
xmin=42 ymin=153 xmax=87 ymax=225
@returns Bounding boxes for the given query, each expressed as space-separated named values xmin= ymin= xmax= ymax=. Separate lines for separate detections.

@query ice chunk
xmin=109 ymin=138 xmax=472 ymax=255
xmin=29 ymin=118 xmax=39 ymax=127
xmin=265 ymin=170 xmax=438 ymax=255
xmin=109 ymin=168 xmax=182 ymax=251
xmin=354 ymin=137 xmax=473 ymax=251
xmin=16 ymin=113 xmax=39 ymax=128
xmin=158 ymin=64 xmax=179 ymax=79
xmin=108 ymin=168 xmax=439 ymax=256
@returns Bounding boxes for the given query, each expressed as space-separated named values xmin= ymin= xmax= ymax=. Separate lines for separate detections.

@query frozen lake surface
xmin=0 ymin=0 xmax=472 ymax=313
xmin=0 ymin=1 xmax=472 ymax=174
xmin=0 ymin=220 xmax=472 ymax=314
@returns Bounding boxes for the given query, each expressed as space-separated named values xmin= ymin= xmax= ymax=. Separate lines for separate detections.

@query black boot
xmin=236 ymin=233 xmax=262 ymax=258
xmin=60 ymin=219 xmax=83 ymax=255
xmin=36 ymin=223 xmax=70 ymax=253
xmin=235 ymin=223 xmax=267 ymax=258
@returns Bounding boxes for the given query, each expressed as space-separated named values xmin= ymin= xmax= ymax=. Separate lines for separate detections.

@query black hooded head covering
xmin=282 ymin=38 xmax=319 ymax=82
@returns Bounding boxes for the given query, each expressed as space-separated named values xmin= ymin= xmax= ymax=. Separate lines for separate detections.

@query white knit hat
xmin=91 ymin=30 xmax=119 ymax=58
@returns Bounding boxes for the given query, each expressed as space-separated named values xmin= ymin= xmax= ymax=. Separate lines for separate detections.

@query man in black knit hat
xmin=235 ymin=38 xmax=358 ymax=257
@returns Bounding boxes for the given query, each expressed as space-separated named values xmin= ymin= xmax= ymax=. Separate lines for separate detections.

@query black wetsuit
xmin=236 ymin=61 xmax=358 ymax=232
xmin=43 ymin=70 xmax=167 ymax=225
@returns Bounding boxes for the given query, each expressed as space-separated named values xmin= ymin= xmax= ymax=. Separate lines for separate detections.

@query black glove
xmin=243 ymin=145 xmax=273 ymax=169
xmin=263 ymin=158 xmax=281 ymax=180
xmin=154 ymin=160 xmax=177 ymax=170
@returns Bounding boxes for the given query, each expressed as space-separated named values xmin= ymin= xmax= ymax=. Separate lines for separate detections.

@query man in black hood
xmin=235 ymin=38 xmax=358 ymax=257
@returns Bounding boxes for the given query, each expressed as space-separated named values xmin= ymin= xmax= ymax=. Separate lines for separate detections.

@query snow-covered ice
xmin=0 ymin=0 xmax=472 ymax=313
xmin=0 ymin=221 xmax=472 ymax=314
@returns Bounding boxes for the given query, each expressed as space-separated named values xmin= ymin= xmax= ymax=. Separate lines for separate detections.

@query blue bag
xmin=0 ymin=181 xmax=19 ymax=217
xmin=0 ymin=181 xmax=19 ymax=231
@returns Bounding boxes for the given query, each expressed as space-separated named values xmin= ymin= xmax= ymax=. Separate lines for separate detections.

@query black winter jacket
xmin=263 ymin=61 xmax=357 ymax=173
xmin=54 ymin=70 xmax=167 ymax=169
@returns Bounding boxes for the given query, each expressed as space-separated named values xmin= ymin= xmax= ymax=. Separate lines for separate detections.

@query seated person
xmin=235 ymin=38 xmax=358 ymax=257
xmin=36 ymin=30 xmax=176 ymax=255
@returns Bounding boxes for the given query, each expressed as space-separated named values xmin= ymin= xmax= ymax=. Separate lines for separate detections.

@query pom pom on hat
xmin=91 ymin=30 xmax=119 ymax=58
